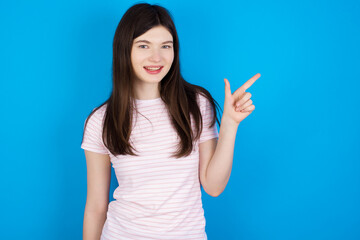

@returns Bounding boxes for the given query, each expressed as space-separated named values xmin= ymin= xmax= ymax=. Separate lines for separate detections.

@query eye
xmin=138 ymin=45 xmax=148 ymax=49
xmin=162 ymin=45 xmax=172 ymax=49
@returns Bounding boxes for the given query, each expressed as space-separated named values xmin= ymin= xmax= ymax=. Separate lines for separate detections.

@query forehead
xmin=133 ymin=26 xmax=173 ymax=42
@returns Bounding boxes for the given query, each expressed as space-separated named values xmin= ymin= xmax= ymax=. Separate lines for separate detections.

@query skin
xmin=130 ymin=25 xmax=174 ymax=100
xmin=223 ymin=75 xmax=260 ymax=123
xmin=199 ymin=74 xmax=260 ymax=196
xmin=83 ymin=151 xmax=110 ymax=239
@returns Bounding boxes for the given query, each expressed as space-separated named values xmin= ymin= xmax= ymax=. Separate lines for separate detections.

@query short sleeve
xmin=199 ymin=94 xmax=219 ymax=143
xmin=81 ymin=107 xmax=109 ymax=155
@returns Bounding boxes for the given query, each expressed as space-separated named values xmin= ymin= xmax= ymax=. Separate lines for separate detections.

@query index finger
xmin=234 ymin=73 xmax=261 ymax=96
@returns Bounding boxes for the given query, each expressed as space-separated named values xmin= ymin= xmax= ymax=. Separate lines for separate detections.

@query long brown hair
xmin=82 ymin=3 xmax=221 ymax=158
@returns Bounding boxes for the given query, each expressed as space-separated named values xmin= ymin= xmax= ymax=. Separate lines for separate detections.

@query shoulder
xmin=85 ymin=103 xmax=108 ymax=127
xmin=196 ymin=91 xmax=206 ymax=104
xmin=196 ymin=91 xmax=211 ymax=112
xmin=91 ymin=103 xmax=107 ymax=118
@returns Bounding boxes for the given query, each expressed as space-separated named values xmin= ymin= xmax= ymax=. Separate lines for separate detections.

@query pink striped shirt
xmin=81 ymin=93 xmax=219 ymax=239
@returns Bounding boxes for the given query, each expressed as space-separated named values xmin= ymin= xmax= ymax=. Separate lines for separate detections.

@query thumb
xmin=224 ymin=78 xmax=232 ymax=99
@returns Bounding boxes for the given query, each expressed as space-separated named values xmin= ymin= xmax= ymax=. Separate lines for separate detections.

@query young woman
xmin=81 ymin=3 xmax=260 ymax=240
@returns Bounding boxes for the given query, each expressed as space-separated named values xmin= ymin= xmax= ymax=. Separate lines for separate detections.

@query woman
xmin=81 ymin=3 xmax=259 ymax=239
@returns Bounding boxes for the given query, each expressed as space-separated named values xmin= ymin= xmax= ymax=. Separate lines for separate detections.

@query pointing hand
xmin=223 ymin=73 xmax=260 ymax=126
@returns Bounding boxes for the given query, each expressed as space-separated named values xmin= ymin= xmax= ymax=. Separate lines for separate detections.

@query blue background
xmin=1 ymin=0 xmax=359 ymax=239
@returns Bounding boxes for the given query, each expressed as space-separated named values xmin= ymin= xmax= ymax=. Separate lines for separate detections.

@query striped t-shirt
xmin=81 ymin=93 xmax=219 ymax=240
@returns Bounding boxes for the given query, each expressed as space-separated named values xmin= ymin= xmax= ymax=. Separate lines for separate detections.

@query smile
xmin=144 ymin=66 xmax=163 ymax=74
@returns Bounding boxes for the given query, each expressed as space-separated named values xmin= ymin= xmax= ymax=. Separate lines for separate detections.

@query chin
xmin=140 ymin=77 xmax=164 ymax=84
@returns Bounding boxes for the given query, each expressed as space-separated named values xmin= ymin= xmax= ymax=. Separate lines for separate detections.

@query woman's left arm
xmin=199 ymin=73 xmax=260 ymax=197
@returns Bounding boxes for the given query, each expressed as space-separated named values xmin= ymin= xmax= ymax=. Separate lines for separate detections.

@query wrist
xmin=220 ymin=116 xmax=239 ymax=130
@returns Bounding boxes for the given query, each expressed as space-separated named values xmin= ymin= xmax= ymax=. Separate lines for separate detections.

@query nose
xmin=149 ymin=49 xmax=161 ymax=62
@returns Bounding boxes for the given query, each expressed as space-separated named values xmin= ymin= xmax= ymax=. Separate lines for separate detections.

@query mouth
xmin=144 ymin=66 xmax=163 ymax=74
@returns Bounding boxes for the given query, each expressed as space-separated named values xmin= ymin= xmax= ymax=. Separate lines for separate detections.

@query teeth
xmin=145 ymin=67 xmax=161 ymax=70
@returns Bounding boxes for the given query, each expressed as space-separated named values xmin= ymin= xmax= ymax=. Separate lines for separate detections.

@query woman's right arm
xmin=83 ymin=150 xmax=111 ymax=240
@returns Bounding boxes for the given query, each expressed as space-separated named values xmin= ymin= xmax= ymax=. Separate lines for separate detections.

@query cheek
xmin=131 ymin=56 xmax=142 ymax=68
xmin=166 ymin=52 xmax=174 ymax=65
xmin=131 ymin=49 xmax=145 ymax=66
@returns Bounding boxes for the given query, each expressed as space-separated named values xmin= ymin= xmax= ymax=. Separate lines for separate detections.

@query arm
xmin=83 ymin=150 xmax=111 ymax=240
xmin=199 ymin=118 xmax=238 ymax=197
xmin=199 ymin=74 xmax=260 ymax=197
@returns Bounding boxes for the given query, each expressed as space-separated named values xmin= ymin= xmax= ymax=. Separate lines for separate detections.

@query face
xmin=131 ymin=25 xmax=174 ymax=87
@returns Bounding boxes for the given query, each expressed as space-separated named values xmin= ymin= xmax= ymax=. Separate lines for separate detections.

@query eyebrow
xmin=134 ymin=40 xmax=173 ymax=44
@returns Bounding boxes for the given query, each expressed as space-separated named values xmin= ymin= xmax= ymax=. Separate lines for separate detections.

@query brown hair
xmin=82 ymin=3 xmax=221 ymax=158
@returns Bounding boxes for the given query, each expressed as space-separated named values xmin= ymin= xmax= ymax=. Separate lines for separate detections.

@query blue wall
xmin=1 ymin=0 xmax=359 ymax=239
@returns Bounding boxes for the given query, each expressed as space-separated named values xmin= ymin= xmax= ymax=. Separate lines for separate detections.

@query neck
xmin=133 ymin=79 xmax=161 ymax=100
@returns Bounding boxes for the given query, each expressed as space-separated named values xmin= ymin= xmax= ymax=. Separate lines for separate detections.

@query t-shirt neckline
xmin=135 ymin=97 xmax=161 ymax=102
xmin=134 ymin=97 xmax=163 ymax=105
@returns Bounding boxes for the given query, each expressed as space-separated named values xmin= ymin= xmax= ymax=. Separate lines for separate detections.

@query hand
xmin=223 ymin=73 xmax=260 ymax=126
